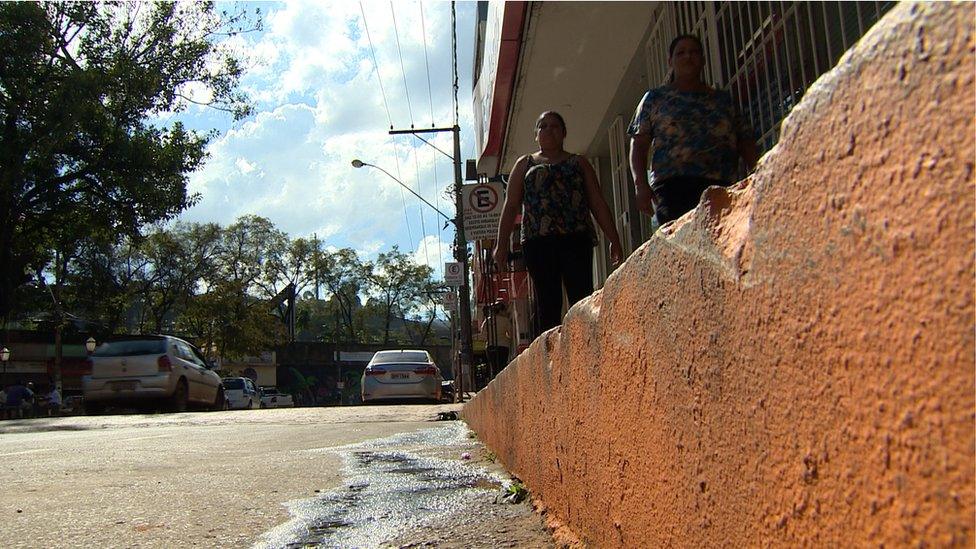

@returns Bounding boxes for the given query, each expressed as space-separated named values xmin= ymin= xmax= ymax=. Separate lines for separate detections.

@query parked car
xmin=260 ymin=388 xmax=294 ymax=408
xmin=361 ymin=349 xmax=443 ymax=404
xmin=82 ymin=335 xmax=225 ymax=414
xmin=222 ymin=377 xmax=261 ymax=410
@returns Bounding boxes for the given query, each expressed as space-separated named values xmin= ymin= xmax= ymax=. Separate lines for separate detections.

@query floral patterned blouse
xmin=520 ymin=154 xmax=594 ymax=243
xmin=627 ymin=85 xmax=753 ymax=185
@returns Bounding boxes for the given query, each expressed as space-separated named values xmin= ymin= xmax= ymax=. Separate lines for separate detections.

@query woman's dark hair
xmin=536 ymin=111 xmax=566 ymax=132
xmin=668 ymin=34 xmax=704 ymax=58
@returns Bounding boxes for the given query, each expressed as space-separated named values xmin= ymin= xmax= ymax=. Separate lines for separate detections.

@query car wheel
xmin=169 ymin=380 xmax=188 ymax=413
xmin=211 ymin=387 xmax=226 ymax=412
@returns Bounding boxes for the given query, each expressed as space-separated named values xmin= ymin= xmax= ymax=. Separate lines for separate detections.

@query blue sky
xmin=170 ymin=1 xmax=479 ymax=281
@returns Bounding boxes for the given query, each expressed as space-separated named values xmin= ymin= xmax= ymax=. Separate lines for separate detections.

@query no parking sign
xmin=461 ymin=182 xmax=504 ymax=241
xmin=444 ymin=261 xmax=463 ymax=286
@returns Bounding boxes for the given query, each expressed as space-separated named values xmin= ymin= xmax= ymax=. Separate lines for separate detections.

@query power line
xmin=420 ymin=3 xmax=435 ymax=128
xmin=390 ymin=138 xmax=415 ymax=249
xmin=411 ymin=143 xmax=431 ymax=268
xmin=390 ymin=2 xmax=414 ymax=128
xmin=430 ymin=143 xmax=444 ymax=272
xmin=360 ymin=3 xmax=393 ymax=129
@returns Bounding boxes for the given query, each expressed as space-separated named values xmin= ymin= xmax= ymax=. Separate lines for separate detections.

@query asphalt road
xmin=0 ymin=405 xmax=554 ymax=548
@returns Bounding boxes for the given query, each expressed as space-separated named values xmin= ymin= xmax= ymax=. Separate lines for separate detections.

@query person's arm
xmin=580 ymin=157 xmax=624 ymax=267
xmin=629 ymin=134 xmax=656 ymax=215
xmin=492 ymin=156 xmax=529 ymax=270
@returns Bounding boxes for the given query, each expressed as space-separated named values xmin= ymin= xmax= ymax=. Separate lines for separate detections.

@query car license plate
xmin=391 ymin=372 xmax=409 ymax=380
xmin=112 ymin=381 xmax=137 ymax=391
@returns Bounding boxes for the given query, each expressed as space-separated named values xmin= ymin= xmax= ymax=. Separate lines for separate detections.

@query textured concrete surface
xmin=463 ymin=3 xmax=974 ymax=547
xmin=0 ymin=405 xmax=557 ymax=548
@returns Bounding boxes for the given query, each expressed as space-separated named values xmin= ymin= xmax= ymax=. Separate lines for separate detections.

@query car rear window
xmin=371 ymin=351 xmax=430 ymax=364
xmin=223 ymin=378 xmax=244 ymax=389
xmin=93 ymin=339 xmax=166 ymax=357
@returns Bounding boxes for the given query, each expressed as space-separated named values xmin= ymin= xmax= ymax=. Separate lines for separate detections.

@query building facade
xmin=470 ymin=1 xmax=894 ymax=358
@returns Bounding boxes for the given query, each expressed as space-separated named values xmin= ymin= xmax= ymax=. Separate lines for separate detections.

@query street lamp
xmin=85 ymin=337 xmax=97 ymax=355
xmin=351 ymin=160 xmax=455 ymax=224
xmin=351 ymin=155 xmax=474 ymax=400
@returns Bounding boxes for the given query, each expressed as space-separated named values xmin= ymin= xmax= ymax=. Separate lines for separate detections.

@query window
xmin=93 ymin=339 xmax=166 ymax=357
xmin=223 ymin=378 xmax=245 ymax=390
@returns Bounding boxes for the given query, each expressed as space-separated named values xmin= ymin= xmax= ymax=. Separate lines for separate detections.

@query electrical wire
xmin=411 ymin=142 xmax=431 ymax=269
xmin=430 ymin=142 xmax=444 ymax=272
xmin=390 ymin=2 xmax=415 ymax=128
xmin=360 ymin=2 xmax=393 ymax=129
xmin=420 ymin=3 xmax=435 ymax=128
xmin=390 ymin=138 xmax=415 ymax=250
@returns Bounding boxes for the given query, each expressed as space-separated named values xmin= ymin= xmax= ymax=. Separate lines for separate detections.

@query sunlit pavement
xmin=0 ymin=404 xmax=553 ymax=548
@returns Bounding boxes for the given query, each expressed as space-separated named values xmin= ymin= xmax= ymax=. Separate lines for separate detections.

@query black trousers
xmin=654 ymin=176 xmax=729 ymax=226
xmin=522 ymin=233 xmax=594 ymax=337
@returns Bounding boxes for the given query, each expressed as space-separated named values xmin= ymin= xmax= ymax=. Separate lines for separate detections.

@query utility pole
xmin=388 ymin=125 xmax=473 ymax=399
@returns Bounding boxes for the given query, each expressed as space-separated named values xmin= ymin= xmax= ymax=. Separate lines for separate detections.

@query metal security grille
xmin=711 ymin=1 xmax=895 ymax=152
xmin=629 ymin=1 xmax=895 ymax=244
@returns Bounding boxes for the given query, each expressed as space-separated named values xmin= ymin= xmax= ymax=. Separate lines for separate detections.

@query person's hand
xmin=492 ymin=245 xmax=509 ymax=272
xmin=609 ymin=240 xmax=623 ymax=267
xmin=635 ymin=184 xmax=657 ymax=215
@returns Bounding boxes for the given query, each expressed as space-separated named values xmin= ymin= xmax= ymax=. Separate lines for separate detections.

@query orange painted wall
xmin=462 ymin=3 xmax=974 ymax=546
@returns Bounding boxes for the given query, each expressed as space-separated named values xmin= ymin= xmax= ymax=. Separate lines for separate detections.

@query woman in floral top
xmin=494 ymin=111 xmax=623 ymax=337
xmin=628 ymin=34 xmax=759 ymax=226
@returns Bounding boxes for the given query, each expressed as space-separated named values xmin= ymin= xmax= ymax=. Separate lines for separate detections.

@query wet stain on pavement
xmin=256 ymin=423 xmax=503 ymax=548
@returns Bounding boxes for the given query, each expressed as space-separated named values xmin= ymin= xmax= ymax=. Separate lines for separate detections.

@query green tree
xmin=364 ymin=246 xmax=434 ymax=344
xmin=314 ymin=248 xmax=367 ymax=343
xmin=404 ymin=282 xmax=448 ymax=345
xmin=138 ymin=222 xmax=222 ymax=333
xmin=0 ymin=1 xmax=257 ymax=323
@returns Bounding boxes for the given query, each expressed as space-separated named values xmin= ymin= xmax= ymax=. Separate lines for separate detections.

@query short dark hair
xmin=536 ymin=111 xmax=566 ymax=132
xmin=668 ymin=34 xmax=704 ymax=58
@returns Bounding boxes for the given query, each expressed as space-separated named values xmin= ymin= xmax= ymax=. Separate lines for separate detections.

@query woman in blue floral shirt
xmin=494 ymin=111 xmax=623 ymax=337
xmin=628 ymin=34 xmax=759 ymax=226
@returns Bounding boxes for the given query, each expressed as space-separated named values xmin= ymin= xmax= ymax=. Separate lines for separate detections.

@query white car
xmin=361 ymin=349 xmax=442 ymax=404
xmin=83 ymin=335 xmax=224 ymax=414
xmin=260 ymin=388 xmax=294 ymax=408
xmin=222 ymin=377 xmax=261 ymax=410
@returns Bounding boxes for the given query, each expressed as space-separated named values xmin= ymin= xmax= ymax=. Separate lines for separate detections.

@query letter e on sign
xmin=468 ymin=184 xmax=499 ymax=214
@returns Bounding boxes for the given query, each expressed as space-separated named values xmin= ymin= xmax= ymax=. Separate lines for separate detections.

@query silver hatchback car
xmin=361 ymin=349 xmax=442 ymax=404
xmin=83 ymin=335 xmax=225 ymax=414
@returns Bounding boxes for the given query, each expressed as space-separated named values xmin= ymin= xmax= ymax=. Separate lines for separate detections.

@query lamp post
xmin=85 ymin=337 xmax=97 ymax=355
xmin=352 ymin=153 xmax=473 ymax=400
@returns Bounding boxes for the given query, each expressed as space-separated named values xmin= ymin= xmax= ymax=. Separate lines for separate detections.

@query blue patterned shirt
xmin=520 ymin=154 xmax=594 ymax=243
xmin=627 ymin=86 xmax=753 ymax=185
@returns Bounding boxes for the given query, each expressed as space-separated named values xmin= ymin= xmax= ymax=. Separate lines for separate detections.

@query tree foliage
xmin=0 ymin=1 xmax=258 ymax=322
xmin=365 ymin=246 xmax=435 ymax=344
xmin=18 ymin=213 xmax=446 ymax=357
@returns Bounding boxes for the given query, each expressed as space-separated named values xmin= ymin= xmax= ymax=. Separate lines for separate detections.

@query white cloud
xmin=179 ymin=0 xmax=477 ymax=270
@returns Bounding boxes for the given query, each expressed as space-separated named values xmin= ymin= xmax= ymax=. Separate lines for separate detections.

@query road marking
xmin=0 ymin=448 xmax=52 ymax=457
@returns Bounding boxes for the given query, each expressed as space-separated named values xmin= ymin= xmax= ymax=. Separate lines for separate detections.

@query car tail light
xmin=365 ymin=366 xmax=386 ymax=376
xmin=413 ymin=366 xmax=437 ymax=375
xmin=157 ymin=355 xmax=172 ymax=372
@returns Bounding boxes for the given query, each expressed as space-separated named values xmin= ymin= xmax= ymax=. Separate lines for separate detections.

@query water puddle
xmin=256 ymin=422 xmax=503 ymax=548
